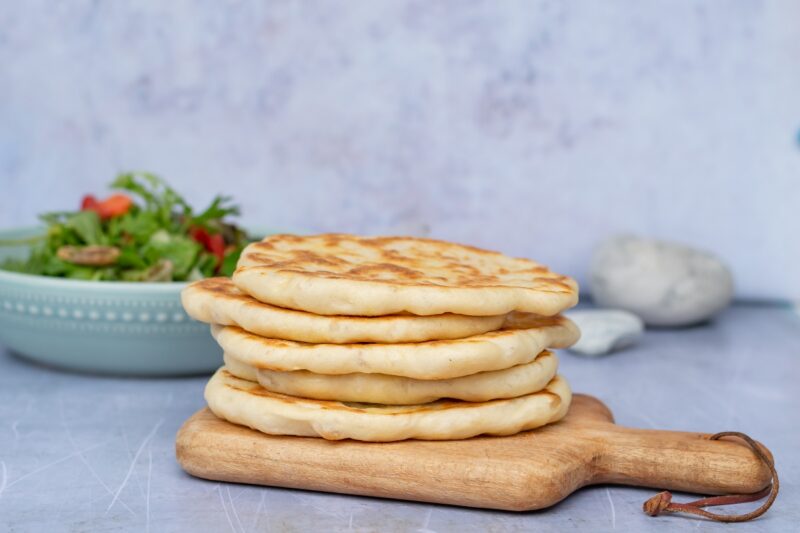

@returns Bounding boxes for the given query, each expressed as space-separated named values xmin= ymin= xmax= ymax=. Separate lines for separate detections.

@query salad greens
xmin=1 ymin=173 xmax=253 ymax=282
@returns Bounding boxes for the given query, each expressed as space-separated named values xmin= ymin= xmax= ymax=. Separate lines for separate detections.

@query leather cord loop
xmin=642 ymin=432 xmax=778 ymax=522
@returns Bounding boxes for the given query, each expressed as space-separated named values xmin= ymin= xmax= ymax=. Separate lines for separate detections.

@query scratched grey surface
xmin=0 ymin=304 xmax=797 ymax=533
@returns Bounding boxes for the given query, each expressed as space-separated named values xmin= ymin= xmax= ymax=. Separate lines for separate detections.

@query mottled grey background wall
xmin=1 ymin=1 xmax=798 ymax=300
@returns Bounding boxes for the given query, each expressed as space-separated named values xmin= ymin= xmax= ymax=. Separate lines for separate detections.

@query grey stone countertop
xmin=1 ymin=304 xmax=798 ymax=532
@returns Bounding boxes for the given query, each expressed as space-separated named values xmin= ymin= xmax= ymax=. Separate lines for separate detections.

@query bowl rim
xmin=0 ymin=268 xmax=192 ymax=291
xmin=0 ymin=224 xmax=274 ymax=292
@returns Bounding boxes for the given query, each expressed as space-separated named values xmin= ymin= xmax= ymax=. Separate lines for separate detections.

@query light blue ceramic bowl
xmin=0 ymin=226 xmax=259 ymax=376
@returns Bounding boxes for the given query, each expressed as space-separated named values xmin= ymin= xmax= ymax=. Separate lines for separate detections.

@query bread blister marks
xmin=565 ymin=309 xmax=644 ymax=357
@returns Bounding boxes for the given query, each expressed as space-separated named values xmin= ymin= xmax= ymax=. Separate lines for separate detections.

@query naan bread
xmin=223 ymin=352 xmax=259 ymax=381
xmin=205 ymin=368 xmax=572 ymax=441
xmin=212 ymin=314 xmax=579 ymax=379
xmin=182 ymin=278 xmax=506 ymax=344
xmin=234 ymin=234 xmax=578 ymax=317
xmin=222 ymin=351 xmax=559 ymax=404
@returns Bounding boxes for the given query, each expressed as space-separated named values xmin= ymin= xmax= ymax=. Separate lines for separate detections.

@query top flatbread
xmin=233 ymin=234 xmax=579 ymax=317
xmin=182 ymin=278 xmax=507 ymax=344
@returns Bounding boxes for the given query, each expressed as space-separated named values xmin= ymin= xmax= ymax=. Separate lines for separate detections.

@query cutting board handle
xmin=594 ymin=426 xmax=773 ymax=495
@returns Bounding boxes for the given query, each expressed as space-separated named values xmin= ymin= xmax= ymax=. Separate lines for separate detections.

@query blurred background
xmin=1 ymin=0 xmax=798 ymax=301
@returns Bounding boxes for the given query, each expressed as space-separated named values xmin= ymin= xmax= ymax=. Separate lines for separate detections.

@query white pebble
xmin=566 ymin=309 xmax=644 ymax=356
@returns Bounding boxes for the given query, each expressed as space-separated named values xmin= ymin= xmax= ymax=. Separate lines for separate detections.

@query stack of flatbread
xmin=182 ymin=234 xmax=580 ymax=442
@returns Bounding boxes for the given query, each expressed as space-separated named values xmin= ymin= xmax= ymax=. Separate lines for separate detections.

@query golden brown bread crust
xmin=233 ymin=234 xmax=579 ymax=316
xmin=221 ymin=350 xmax=561 ymax=405
xmin=210 ymin=313 xmax=580 ymax=380
xmin=205 ymin=368 xmax=572 ymax=441
xmin=181 ymin=277 xmax=508 ymax=343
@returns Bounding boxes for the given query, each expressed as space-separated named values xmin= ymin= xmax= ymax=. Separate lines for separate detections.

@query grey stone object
xmin=566 ymin=309 xmax=644 ymax=356
xmin=589 ymin=235 xmax=734 ymax=327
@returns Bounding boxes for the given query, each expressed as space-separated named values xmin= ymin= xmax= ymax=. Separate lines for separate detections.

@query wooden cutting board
xmin=175 ymin=394 xmax=771 ymax=511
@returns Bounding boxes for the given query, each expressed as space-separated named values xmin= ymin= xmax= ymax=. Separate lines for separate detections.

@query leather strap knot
xmin=643 ymin=491 xmax=673 ymax=516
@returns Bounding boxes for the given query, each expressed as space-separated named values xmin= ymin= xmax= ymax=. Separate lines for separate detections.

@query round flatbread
xmin=205 ymin=368 xmax=572 ymax=441
xmin=222 ymin=350 xmax=559 ymax=404
xmin=233 ymin=234 xmax=579 ymax=317
xmin=223 ymin=352 xmax=259 ymax=381
xmin=212 ymin=313 xmax=579 ymax=380
xmin=182 ymin=278 xmax=507 ymax=344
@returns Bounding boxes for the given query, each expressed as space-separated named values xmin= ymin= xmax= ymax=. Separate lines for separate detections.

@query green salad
xmin=1 ymin=173 xmax=253 ymax=282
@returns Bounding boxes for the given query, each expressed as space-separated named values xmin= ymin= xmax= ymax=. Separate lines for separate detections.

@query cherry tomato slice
xmin=207 ymin=233 xmax=226 ymax=264
xmin=81 ymin=193 xmax=132 ymax=219
xmin=190 ymin=227 xmax=211 ymax=247
xmin=96 ymin=194 xmax=133 ymax=219
xmin=81 ymin=195 xmax=100 ymax=211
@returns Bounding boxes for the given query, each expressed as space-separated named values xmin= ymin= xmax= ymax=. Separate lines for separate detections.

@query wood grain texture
xmin=175 ymin=394 xmax=771 ymax=511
